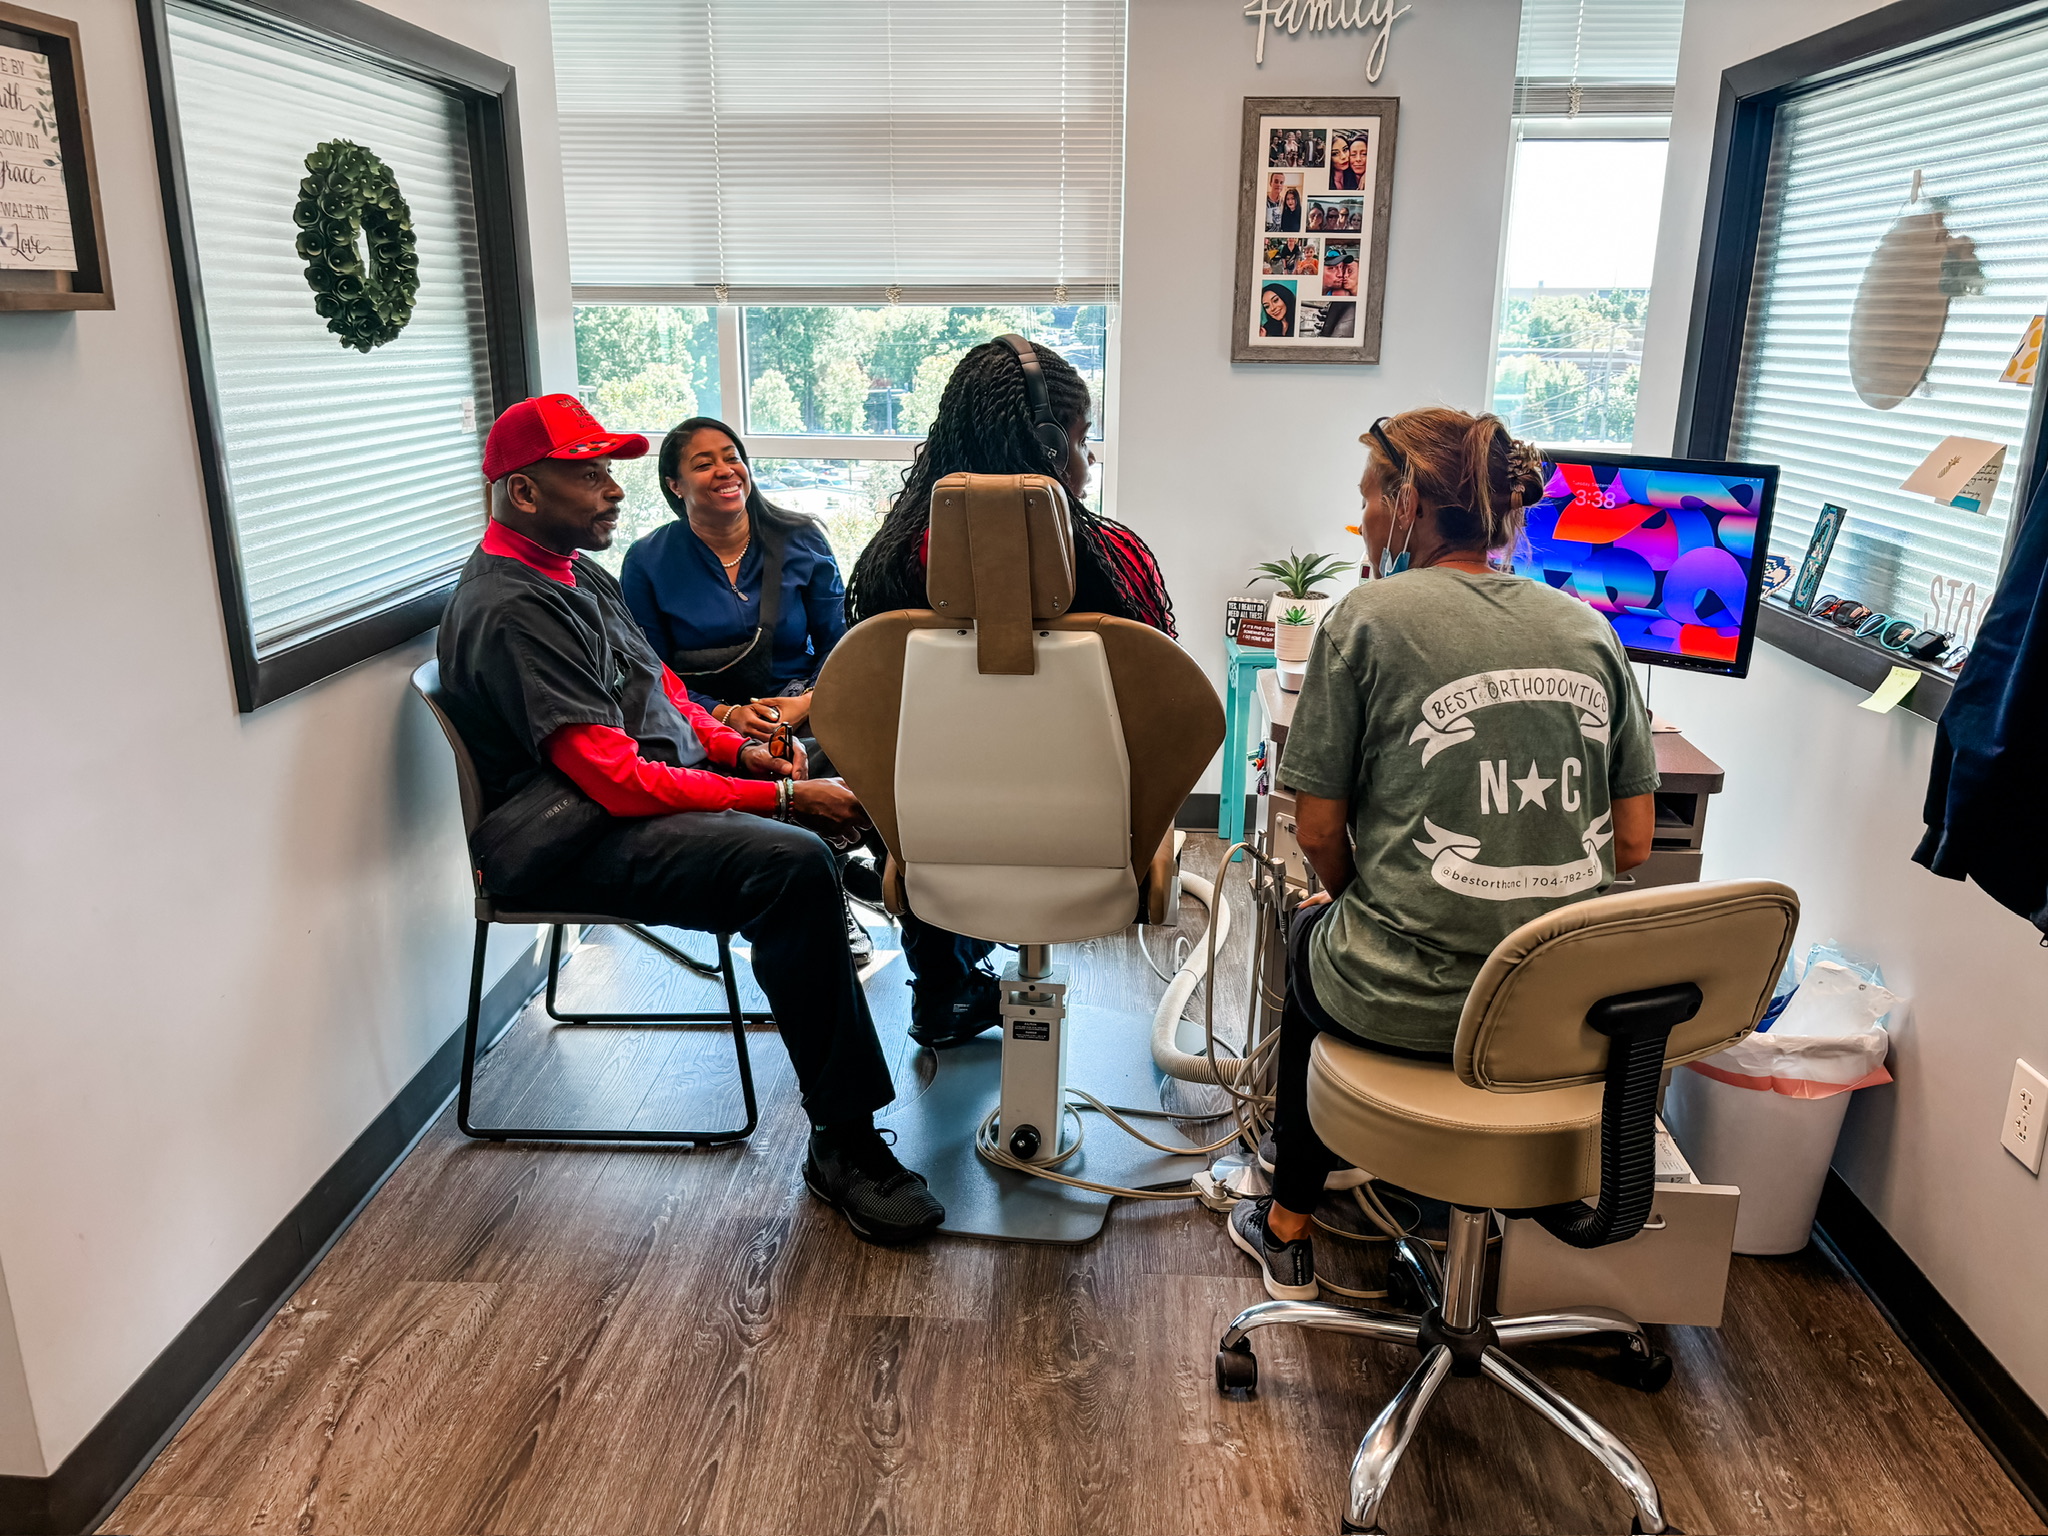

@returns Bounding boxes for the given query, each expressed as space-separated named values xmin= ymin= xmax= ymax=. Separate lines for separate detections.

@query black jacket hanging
xmin=1914 ymin=470 xmax=2048 ymax=935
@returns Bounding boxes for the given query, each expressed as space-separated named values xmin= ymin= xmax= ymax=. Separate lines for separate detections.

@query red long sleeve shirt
xmin=481 ymin=522 xmax=777 ymax=816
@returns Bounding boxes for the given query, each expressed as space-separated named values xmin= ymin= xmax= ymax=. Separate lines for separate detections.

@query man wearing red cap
xmin=436 ymin=394 xmax=943 ymax=1245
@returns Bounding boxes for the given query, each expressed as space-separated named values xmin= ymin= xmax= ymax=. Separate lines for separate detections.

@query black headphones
xmin=997 ymin=332 xmax=1070 ymax=470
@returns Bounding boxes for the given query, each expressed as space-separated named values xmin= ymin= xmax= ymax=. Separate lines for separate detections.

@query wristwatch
xmin=776 ymin=778 xmax=794 ymax=821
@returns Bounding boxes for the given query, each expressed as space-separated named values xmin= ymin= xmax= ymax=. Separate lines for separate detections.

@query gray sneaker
xmin=1228 ymin=1196 xmax=1317 ymax=1300
xmin=805 ymin=1124 xmax=944 ymax=1244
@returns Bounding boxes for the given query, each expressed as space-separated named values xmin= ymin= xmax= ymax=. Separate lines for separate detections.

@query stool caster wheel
xmin=1615 ymin=1345 xmax=1672 ymax=1393
xmin=1629 ymin=1521 xmax=1682 ymax=1534
xmin=1214 ymin=1342 xmax=1258 ymax=1398
xmin=1339 ymin=1521 xmax=1385 ymax=1534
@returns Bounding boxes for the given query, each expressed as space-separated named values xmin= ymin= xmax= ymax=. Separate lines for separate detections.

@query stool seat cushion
xmin=1306 ymin=1035 xmax=1604 ymax=1210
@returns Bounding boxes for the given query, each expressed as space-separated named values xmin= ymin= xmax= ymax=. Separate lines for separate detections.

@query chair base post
xmin=1215 ymin=1203 xmax=1676 ymax=1535
xmin=995 ymin=951 xmax=1071 ymax=1165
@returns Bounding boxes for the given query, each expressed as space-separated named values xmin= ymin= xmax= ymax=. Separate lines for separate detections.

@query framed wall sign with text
xmin=0 ymin=1 xmax=112 ymax=311
xmin=1232 ymin=96 xmax=1396 ymax=364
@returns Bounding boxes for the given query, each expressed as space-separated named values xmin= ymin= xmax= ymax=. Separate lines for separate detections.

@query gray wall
xmin=0 ymin=0 xmax=575 ymax=1474
xmin=1117 ymin=0 xmax=1522 ymax=790
xmin=1638 ymin=0 xmax=2048 ymax=1413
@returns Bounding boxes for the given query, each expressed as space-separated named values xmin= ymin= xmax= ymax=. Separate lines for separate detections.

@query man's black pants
xmin=807 ymin=739 xmax=997 ymax=1000
xmin=528 ymin=810 xmax=896 ymax=1128
xmin=1270 ymin=902 xmax=1449 ymax=1216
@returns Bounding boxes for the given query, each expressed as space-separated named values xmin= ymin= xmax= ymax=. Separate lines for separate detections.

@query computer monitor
xmin=1514 ymin=450 xmax=1780 ymax=679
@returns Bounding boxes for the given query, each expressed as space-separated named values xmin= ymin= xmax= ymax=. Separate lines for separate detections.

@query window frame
xmin=1675 ymin=0 xmax=2048 ymax=721
xmin=137 ymin=0 xmax=538 ymax=713
xmin=1489 ymin=127 xmax=1670 ymax=453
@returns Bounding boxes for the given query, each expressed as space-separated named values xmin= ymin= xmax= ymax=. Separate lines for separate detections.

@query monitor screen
xmin=1515 ymin=451 xmax=1780 ymax=679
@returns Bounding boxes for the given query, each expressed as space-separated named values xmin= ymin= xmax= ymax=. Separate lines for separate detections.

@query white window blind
xmin=166 ymin=4 xmax=494 ymax=654
xmin=1513 ymin=0 xmax=1685 ymax=118
xmin=1730 ymin=10 xmax=2048 ymax=622
xmin=550 ymin=0 xmax=1126 ymax=303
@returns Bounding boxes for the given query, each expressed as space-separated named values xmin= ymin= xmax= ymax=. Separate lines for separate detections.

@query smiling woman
xmin=618 ymin=416 xmax=849 ymax=740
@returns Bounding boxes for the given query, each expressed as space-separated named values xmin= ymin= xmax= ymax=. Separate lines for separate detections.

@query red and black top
xmin=436 ymin=521 xmax=778 ymax=818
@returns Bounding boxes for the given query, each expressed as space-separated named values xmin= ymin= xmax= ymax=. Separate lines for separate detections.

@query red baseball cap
xmin=482 ymin=393 xmax=649 ymax=482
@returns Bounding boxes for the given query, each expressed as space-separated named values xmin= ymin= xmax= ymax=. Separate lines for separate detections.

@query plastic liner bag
xmin=1685 ymin=943 xmax=1898 ymax=1100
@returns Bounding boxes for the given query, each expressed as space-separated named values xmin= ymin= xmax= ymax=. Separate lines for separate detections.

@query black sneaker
xmin=1228 ymin=1196 xmax=1317 ymax=1301
xmin=842 ymin=854 xmax=886 ymax=908
xmin=804 ymin=1124 xmax=945 ymax=1244
xmin=844 ymin=897 xmax=875 ymax=963
xmin=909 ymin=969 xmax=1001 ymax=1049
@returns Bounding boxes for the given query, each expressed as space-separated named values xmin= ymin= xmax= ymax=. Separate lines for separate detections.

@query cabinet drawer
xmin=1495 ymin=1181 xmax=1740 ymax=1327
xmin=1615 ymin=849 xmax=1703 ymax=889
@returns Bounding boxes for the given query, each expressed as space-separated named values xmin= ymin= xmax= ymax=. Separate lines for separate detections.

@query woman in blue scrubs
xmin=622 ymin=416 xmax=844 ymax=739
xmin=622 ymin=416 xmax=872 ymax=957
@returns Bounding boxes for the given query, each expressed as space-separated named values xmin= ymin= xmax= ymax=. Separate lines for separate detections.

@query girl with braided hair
xmin=847 ymin=337 xmax=1176 ymax=636
xmin=846 ymin=336 xmax=1179 ymax=1047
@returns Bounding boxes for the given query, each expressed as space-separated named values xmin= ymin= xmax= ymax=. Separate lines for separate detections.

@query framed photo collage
xmin=1232 ymin=96 xmax=1397 ymax=365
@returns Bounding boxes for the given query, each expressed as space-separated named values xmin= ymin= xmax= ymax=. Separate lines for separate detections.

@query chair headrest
xmin=925 ymin=473 xmax=1078 ymax=675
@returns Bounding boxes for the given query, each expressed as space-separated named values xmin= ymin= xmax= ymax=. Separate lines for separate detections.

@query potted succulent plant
xmin=1274 ymin=603 xmax=1318 ymax=665
xmin=1251 ymin=549 xmax=1351 ymax=629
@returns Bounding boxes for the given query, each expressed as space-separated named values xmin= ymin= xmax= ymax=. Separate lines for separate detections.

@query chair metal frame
xmin=1215 ymin=882 xmax=1799 ymax=1535
xmin=415 ymin=658 xmax=768 ymax=1148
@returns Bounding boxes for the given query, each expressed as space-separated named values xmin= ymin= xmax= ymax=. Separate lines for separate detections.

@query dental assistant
xmin=621 ymin=416 xmax=846 ymax=741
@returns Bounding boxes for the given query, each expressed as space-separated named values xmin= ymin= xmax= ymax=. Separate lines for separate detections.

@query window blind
xmin=550 ymin=0 xmax=1126 ymax=303
xmin=166 ymin=5 xmax=494 ymax=654
xmin=1729 ymin=8 xmax=2048 ymax=624
xmin=1513 ymin=0 xmax=1684 ymax=118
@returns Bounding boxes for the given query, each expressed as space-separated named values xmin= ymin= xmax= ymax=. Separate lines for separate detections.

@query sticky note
xmin=2004 ymin=316 xmax=2043 ymax=386
xmin=1859 ymin=665 xmax=1921 ymax=714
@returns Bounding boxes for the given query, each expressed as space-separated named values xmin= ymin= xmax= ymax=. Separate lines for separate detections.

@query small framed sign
xmin=1233 ymin=96 xmax=1397 ymax=364
xmin=0 ymin=2 xmax=112 ymax=311
xmin=1225 ymin=598 xmax=1267 ymax=639
xmin=1790 ymin=503 xmax=1848 ymax=613
xmin=1237 ymin=618 xmax=1277 ymax=649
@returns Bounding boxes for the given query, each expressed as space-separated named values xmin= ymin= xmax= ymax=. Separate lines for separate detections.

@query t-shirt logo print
xmin=1408 ymin=668 xmax=1616 ymax=903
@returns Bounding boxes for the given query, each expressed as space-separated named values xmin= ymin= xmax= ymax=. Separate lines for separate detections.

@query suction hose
xmin=1150 ymin=851 xmax=1269 ymax=1089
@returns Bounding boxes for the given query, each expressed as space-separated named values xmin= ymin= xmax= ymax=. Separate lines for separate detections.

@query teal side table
xmin=1219 ymin=638 xmax=1277 ymax=850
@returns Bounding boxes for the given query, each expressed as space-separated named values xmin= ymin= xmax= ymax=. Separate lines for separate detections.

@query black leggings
xmin=1270 ymin=902 xmax=1449 ymax=1215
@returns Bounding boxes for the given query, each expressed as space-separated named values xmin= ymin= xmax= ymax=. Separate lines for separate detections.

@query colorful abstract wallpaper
xmin=1516 ymin=461 xmax=1769 ymax=665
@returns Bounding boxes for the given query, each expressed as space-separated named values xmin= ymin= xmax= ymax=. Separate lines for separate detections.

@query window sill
xmin=1756 ymin=600 xmax=1954 ymax=724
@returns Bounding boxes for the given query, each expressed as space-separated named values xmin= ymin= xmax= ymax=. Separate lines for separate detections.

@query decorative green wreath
xmin=292 ymin=139 xmax=419 ymax=353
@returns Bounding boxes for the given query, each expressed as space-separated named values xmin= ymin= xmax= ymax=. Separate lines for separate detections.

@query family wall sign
xmin=1242 ymin=0 xmax=1414 ymax=82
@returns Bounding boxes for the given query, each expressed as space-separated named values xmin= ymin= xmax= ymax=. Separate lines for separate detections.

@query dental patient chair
xmin=1214 ymin=879 xmax=1799 ymax=1534
xmin=812 ymin=472 xmax=1224 ymax=1241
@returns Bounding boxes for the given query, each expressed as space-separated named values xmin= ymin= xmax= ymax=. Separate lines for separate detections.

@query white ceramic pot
xmin=1268 ymin=592 xmax=1334 ymax=628
xmin=1274 ymin=620 xmax=1316 ymax=664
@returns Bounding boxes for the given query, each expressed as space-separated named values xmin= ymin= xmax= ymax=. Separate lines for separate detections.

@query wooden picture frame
xmin=1233 ymin=95 xmax=1396 ymax=364
xmin=0 ymin=1 xmax=113 ymax=311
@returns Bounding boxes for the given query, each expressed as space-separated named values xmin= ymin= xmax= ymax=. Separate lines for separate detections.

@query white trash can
xmin=1663 ymin=959 xmax=1896 ymax=1255
xmin=1664 ymin=1070 xmax=1855 ymax=1254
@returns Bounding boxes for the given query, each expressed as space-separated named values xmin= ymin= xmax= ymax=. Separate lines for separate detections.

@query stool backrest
xmin=1454 ymin=878 xmax=1799 ymax=1094
xmin=411 ymin=658 xmax=486 ymax=841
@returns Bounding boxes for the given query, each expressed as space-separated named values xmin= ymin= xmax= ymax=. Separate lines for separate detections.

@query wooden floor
xmin=105 ymin=842 xmax=2040 ymax=1536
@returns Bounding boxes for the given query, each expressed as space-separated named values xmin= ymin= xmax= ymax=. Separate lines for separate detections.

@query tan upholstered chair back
xmin=812 ymin=474 xmax=1223 ymax=941
xmin=1453 ymin=878 xmax=1799 ymax=1093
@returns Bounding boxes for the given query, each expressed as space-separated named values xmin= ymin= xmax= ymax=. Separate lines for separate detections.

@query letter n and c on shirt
xmin=1276 ymin=568 xmax=1661 ymax=1054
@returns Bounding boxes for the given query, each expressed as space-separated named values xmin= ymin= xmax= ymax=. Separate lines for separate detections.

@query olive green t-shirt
xmin=1279 ymin=568 xmax=1660 ymax=1053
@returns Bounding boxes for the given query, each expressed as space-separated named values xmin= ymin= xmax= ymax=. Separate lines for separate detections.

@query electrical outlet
xmin=2002 ymin=1059 xmax=2048 ymax=1174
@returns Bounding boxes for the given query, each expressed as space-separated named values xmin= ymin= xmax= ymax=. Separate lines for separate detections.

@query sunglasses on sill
xmin=1849 ymin=612 xmax=1954 ymax=660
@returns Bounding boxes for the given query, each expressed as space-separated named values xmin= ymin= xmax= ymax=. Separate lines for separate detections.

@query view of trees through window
xmin=1494 ymin=288 xmax=1649 ymax=446
xmin=574 ymin=303 xmax=1108 ymax=575
xmin=1492 ymin=139 xmax=1667 ymax=449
